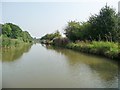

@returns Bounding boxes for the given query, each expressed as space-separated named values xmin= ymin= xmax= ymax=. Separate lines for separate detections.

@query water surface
xmin=2 ymin=44 xmax=118 ymax=88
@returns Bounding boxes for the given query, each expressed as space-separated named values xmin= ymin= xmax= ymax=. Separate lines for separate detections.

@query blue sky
xmin=1 ymin=1 xmax=119 ymax=38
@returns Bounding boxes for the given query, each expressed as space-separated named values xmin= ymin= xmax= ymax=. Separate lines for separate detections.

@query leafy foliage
xmin=2 ymin=23 xmax=33 ymax=43
xmin=40 ymin=30 xmax=61 ymax=41
xmin=64 ymin=5 xmax=119 ymax=42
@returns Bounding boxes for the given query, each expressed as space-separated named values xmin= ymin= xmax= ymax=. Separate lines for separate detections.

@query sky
xmin=1 ymin=0 xmax=119 ymax=38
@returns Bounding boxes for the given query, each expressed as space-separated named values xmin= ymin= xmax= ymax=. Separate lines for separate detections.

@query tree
xmin=64 ymin=21 xmax=81 ymax=42
xmin=2 ymin=24 xmax=12 ymax=37
xmin=40 ymin=30 xmax=61 ymax=41
xmin=22 ymin=31 xmax=33 ymax=42
xmin=116 ymin=13 xmax=120 ymax=42
xmin=7 ymin=23 xmax=22 ymax=39
xmin=2 ymin=23 xmax=33 ymax=43
xmin=88 ymin=5 xmax=117 ymax=41
xmin=64 ymin=5 xmax=119 ymax=42
xmin=0 ymin=24 xmax=2 ymax=36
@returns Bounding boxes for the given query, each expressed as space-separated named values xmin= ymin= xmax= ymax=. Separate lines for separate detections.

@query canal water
xmin=2 ymin=44 xmax=118 ymax=88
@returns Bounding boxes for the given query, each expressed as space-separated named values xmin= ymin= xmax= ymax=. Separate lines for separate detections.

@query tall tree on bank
xmin=64 ymin=5 xmax=119 ymax=42
xmin=88 ymin=5 xmax=118 ymax=41
xmin=117 ymin=13 xmax=120 ymax=42
xmin=64 ymin=21 xmax=81 ymax=42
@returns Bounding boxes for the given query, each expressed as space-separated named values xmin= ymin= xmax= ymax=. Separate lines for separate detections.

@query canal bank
xmin=50 ymin=39 xmax=120 ymax=60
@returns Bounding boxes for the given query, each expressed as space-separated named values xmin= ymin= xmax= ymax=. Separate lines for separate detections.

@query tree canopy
xmin=2 ymin=23 xmax=33 ymax=43
xmin=64 ymin=5 xmax=120 ymax=42
xmin=40 ymin=30 xmax=61 ymax=41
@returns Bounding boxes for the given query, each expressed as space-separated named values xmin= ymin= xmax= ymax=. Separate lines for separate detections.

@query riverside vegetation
xmin=40 ymin=5 xmax=120 ymax=60
xmin=0 ymin=23 xmax=33 ymax=48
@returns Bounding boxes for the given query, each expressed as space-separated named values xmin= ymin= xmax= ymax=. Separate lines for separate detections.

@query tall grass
xmin=1 ymin=37 xmax=24 ymax=48
xmin=66 ymin=41 xmax=119 ymax=60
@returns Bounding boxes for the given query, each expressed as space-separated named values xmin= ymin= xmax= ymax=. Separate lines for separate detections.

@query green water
xmin=1 ymin=44 xmax=118 ymax=88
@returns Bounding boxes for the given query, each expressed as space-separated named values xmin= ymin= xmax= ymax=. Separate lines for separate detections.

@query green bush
xmin=2 ymin=37 xmax=23 ymax=47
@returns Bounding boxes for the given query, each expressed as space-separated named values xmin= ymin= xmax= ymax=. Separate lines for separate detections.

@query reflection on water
xmin=2 ymin=44 xmax=32 ymax=62
xmin=45 ymin=45 xmax=118 ymax=87
xmin=2 ymin=44 xmax=119 ymax=88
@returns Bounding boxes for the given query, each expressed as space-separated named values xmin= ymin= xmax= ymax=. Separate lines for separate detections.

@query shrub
xmin=53 ymin=37 xmax=70 ymax=46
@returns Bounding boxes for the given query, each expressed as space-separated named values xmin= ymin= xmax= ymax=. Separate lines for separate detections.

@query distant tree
xmin=54 ymin=30 xmax=61 ymax=38
xmin=40 ymin=30 xmax=61 ymax=41
xmin=22 ymin=31 xmax=33 ymax=42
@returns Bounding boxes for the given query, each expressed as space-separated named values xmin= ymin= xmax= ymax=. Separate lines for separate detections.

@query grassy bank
xmin=0 ymin=37 xmax=32 ymax=48
xmin=40 ymin=5 xmax=120 ymax=60
xmin=40 ymin=38 xmax=119 ymax=60
xmin=65 ymin=41 xmax=119 ymax=60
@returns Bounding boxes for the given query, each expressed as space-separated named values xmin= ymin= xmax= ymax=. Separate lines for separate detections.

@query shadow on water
xmin=44 ymin=44 xmax=118 ymax=82
xmin=2 ymin=44 xmax=33 ymax=62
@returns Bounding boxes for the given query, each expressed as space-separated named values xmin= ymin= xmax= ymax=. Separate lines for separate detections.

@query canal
xmin=2 ymin=43 xmax=118 ymax=88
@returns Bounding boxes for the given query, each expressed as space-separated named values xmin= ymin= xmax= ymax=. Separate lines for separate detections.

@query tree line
xmin=41 ymin=5 xmax=120 ymax=43
xmin=40 ymin=30 xmax=61 ymax=41
xmin=64 ymin=5 xmax=120 ymax=42
xmin=2 ymin=23 xmax=33 ymax=43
